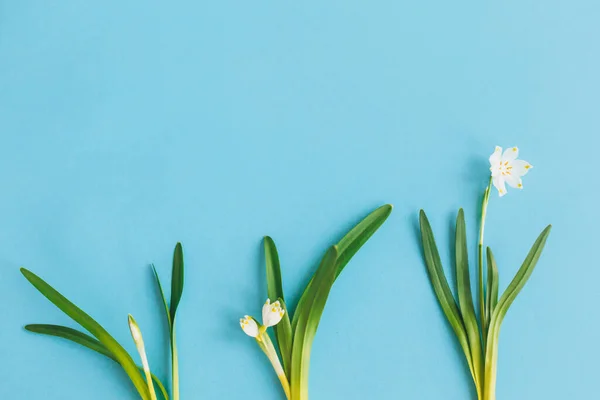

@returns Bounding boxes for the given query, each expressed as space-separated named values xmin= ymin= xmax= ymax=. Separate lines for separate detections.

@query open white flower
xmin=240 ymin=299 xmax=285 ymax=337
xmin=489 ymin=146 xmax=533 ymax=197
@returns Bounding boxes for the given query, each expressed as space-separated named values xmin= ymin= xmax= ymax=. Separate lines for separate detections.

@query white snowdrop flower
xmin=489 ymin=146 xmax=533 ymax=197
xmin=240 ymin=315 xmax=260 ymax=337
xmin=262 ymin=299 xmax=285 ymax=328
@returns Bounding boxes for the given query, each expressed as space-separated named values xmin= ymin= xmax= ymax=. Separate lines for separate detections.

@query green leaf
xmin=485 ymin=247 xmax=499 ymax=323
xmin=25 ymin=324 xmax=116 ymax=361
xmin=264 ymin=236 xmax=292 ymax=378
xmin=484 ymin=225 xmax=552 ymax=397
xmin=275 ymin=298 xmax=292 ymax=378
xmin=418 ymin=210 xmax=476 ymax=382
xmin=20 ymin=268 xmax=151 ymax=400
xmin=25 ymin=324 xmax=170 ymax=400
xmin=265 ymin=236 xmax=284 ymax=299
xmin=152 ymin=264 xmax=172 ymax=329
xmin=335 ymin=204 xmax=393 ymax=279
xmin=170 ymin=243 xmax=184 ymax=324
xmin=455 ymin=209 xmax=483 ymax=392
xmin=166 ymin=243 xmax=185 ymax=400
xmin=292 ymin=204 xmax=392 ymax=330
xmin=290 ymin=246 xmax=338 ymax=400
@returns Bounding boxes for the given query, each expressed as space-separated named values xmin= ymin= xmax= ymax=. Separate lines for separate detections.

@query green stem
xmin=143 ymin=366 xmax=158 ymax=400
xmin=479 ymin=179 xmax=492 ymax=341
xmin=172 ymin=326 xmax=179 ymax=400
xmin=483 ymin=333 xmax=498 ymax=400
xmin=258 ymin=330 xmax=290 ymax=400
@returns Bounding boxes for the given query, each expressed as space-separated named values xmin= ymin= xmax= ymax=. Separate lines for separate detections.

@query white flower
xmin=262 ymin=299 xmax=285 ymax=328
xmin=489 ymin=146 xmax=533 ymax=197
xmin=240 ymin=315 xmax=260 ymax=337
xmin=240 ymin=299 xmax=286 ymax=337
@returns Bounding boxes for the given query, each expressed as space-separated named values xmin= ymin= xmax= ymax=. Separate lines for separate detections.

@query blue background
xmin=0 ymin=0 xmax=598 ymax=399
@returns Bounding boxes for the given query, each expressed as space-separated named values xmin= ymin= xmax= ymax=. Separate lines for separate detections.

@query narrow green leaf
xmin=264 ymin=236 xmax=292 ymax=378
xmin=152 ymin=264 xmax=172 ymax=329
xmin=265 ymin=236 xmax=284 ymax=299
xmin=335 ymin=204 xmax=393 ymax=278
xmin=455 ymin=209 xmax=483 ymax=393
xmin=290 ymin=246 xmax=338 ymax=400
xmin=20 ymin=268 xmax=151 ymax=400
xmin=274 ymin=299 xmax=292 ymax=378
xmin=25 ymin=324 xmax=116 ymax=361
xmin=418 ymin=210 xmax=476 ymax=382
xmin=170 ymin=243 xmax=184 ymax=324
xmin=484 ymin=225 xmax=552 ymax=397
xmin=292 ymin=204 xmax=392 ymax=330
xmin=485 ymin=247 xmax=499 ymax=322
xmin=25 ymin=324 xmax=170 ymax=400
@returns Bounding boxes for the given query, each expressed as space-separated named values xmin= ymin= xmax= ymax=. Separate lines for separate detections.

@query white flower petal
xmin=263 ymin=300 xmax=285 ymax=327
xmin=262 ymin=299 xmax=271 ymax=325
xmin=240 ymin=315 xmax=259 ymax=337
xmin=492 ymin=176 xmax=507 ymax=197
xmin=489 ymin=146 xmax=502 ymax=166
xmin=504 ymin=173 xmax=523 ymax=189
xmin=501 ymin=146 xmax=519 ymax=162
xmin=511 ymin=159 xmax=533 ymax=176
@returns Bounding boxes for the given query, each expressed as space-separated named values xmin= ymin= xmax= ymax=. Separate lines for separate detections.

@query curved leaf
xmin=418 ymin=210 xmax=476 ymax=382
xmin=485 ymin=247 xmax=499 ymax=323
xmin=170 ymin=243 xmax=184 ymax=324
xmin=292 ymin=204 xmax=392 ymax=330
xmin=20 ymin=268 xmax=151 ymax=400
xmin=264 ymin=236 xmax=292 ymax=378
xmin=152 ymin=264 xmax=172 ymax=329
xmin=290 ymin=246 xmax=338 ymax=400
xmin=484 ymin=225 xmax=552 ymax=397
xmin=455 ymin=209 xmax=483 ymax=391
xmin=25 ymin=324 xmax=170 ymax=400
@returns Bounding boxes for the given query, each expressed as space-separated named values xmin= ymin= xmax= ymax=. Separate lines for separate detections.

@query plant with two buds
xmin=419 ymin=146 xmax=551 ymax=400
xmin=20 ymin=243 xmax=186 ymax=400
xmin=239 ymin=204 xmax=393 ymax=400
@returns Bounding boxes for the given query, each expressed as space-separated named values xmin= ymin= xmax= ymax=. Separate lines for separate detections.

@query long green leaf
xmin=264 ymin=236 xmax=292 ymax=378
xmin=20 ymin=268 xmax=151 ymax=400
xmin=418 ymin=211 xmax=476 ymax=381
xmin=455 ymin=209 xmax=483 ymax=394
xmin=484 ymin=225 xmax=552 ymax=397
xmin=170 ymin=243 xmax=184 ymax=323
xmin=274 ymin=298 xmax=292 ymax=379
xmin=335 ymin=204 xmax=393 ymax=278
xmin=169 ymin=243 xmax=185 ymax=400
xmin=152 ymin=264 xmax=172 ymax=329
xmin=26 ymin=324 xmax=115 ymax=360
xmin=25 ymin=324 xmax=169 ymax=400
xmin=290 ymin=246 xmax=338 ymax=400
xmin=485 ymin=247 xmax=499 ymax=323
xmin=292 ymin=204 xmax=392 ymax=330
xmin=265 ymin=236 xmax=284 ymax=299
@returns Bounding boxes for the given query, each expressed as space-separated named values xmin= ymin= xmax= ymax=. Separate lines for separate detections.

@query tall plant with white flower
xmin=239 ymin=205 xmax=392 ymax=400
xmin=419 ymin=146 xmax=551 ymax=400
